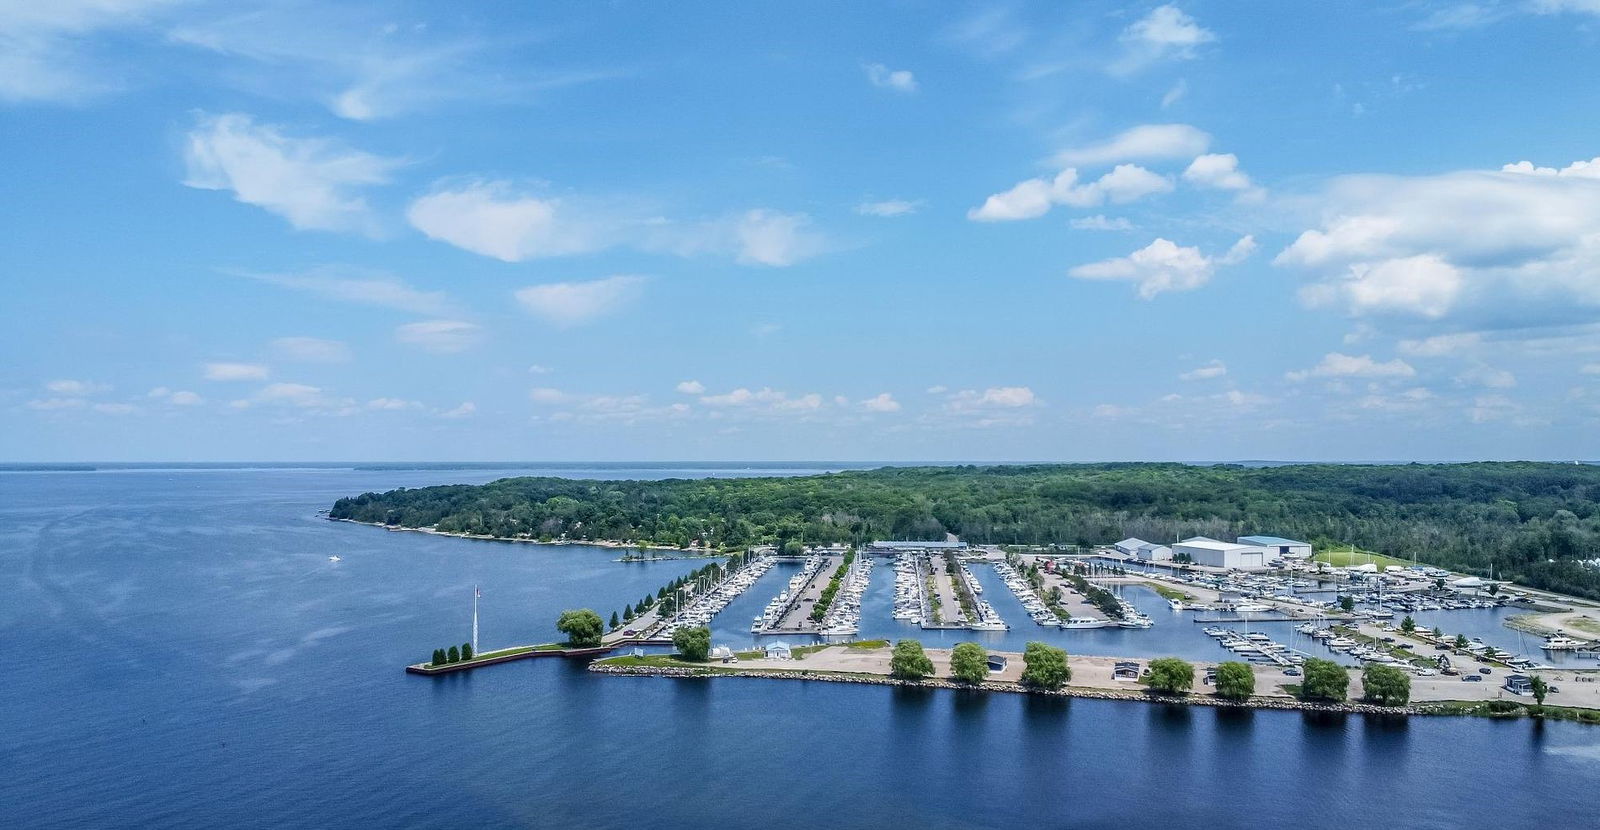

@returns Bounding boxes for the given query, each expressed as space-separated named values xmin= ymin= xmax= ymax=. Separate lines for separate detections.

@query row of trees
xmin=809 ymin=552 xmax=855 ymax=622
xmin=330 ymin=462 xmax=1600 ymax=598
xmin=887 ymin=639 xmax=1072 ymax=689
xmin=430 ymin=643 xmax=474 ymax=666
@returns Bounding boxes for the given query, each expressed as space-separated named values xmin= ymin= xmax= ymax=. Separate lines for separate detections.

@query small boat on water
xmin=328 ymin=555 xmax=341 ymax=562
xmin=1168 ymin=598 xmax=1185 ymax=611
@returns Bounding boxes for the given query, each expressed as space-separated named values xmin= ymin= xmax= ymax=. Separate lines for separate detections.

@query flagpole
xmin=473 ymin=585 xmax=480 ymax=655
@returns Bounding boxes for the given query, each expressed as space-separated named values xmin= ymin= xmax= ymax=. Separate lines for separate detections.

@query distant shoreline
xmin=327 ymin=516 xmax=725 ymax=557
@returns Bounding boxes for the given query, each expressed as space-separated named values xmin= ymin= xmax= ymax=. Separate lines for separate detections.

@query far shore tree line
xmin=330 ymin=462 xmax=1600 ymax=601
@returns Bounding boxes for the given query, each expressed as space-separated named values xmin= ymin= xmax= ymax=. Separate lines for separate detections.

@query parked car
xmin=1479 ymin=667 xmax=1492 ymax=675
xmin=1284 ymin=667 xmax=1302 ymax=677
xmin=622 ymin=629 xmax=638 ymax=636
xmin=1462 ymin=675 xmax=1482 ymax=682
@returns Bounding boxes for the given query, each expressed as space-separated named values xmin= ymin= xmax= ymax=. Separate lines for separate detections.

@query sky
xmin=5 ymin=1 xmax=1600 ymax=463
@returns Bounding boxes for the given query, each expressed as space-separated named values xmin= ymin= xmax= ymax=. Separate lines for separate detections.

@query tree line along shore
xmin=330 ymin=462 xmax=1600 ymax=600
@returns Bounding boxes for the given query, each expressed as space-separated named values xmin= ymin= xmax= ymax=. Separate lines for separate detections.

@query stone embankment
xmin=587 ymin=663 xmax=1419 ymax=716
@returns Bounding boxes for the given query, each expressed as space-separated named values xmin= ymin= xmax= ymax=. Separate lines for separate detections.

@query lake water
xmin=3 ymin=466 xmax=1597 ymax=829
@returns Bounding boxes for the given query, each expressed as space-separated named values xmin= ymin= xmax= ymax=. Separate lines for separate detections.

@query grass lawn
xmin=1140 ymin=581 xmax=1194 ymax=602
xmin=1314 ymin=546 xmax=1417 ymax=569
xmin=1566 ymin=616 xmax=1600 ymax=636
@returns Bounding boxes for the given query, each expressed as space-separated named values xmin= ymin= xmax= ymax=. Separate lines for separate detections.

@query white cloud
xmin=1183 ymin=153 xmax=1254 ymax=191
xmin=240 ymin=382 xmax=354 ymax=413
xmin=1275 ymin=157 xmax=1600 ymax=325
xmin=1455 ymin=364 xmax=1517 ymax=389
xmin=26 ymin=397 xmax=86 ymax=411
xmin=1179 ymin=360 xmax=1227 ymax=381
xmin=1533 ymin=1 xmax=1600 ymax=16
xmin=0 ymin=0 xmax=177 ymax=103
xmin=1069 ymin=235 xmax=1254 ymax=299
xmin=407 ymin=181 xmax=602 ymax=262
xmin=168 ymin=4 xmax=618 ymax=121
xmin=514 ymin=276 xmax=645 ymax=326
xmin=1070 ymin=215 xmax=1134 ymax=231
xmin=408 ymin=181 xmax=824 ymax=267
xmin=367 ymin=397 xmax=421 ymax=410
xmin=856 ymin=199 xmax=922 ymax=217
xmin=1161 ymin=79 xmax=1188 ymax=108
xmin=1114 ymin=5 xmax=1216 ymax=75
xmin=970 ymin=164 xmax=1172 ymax=221
xmin=676 ymin=380 xmax=706 ymax=395
xmin=241 ymin=267 xmax=457 ymax=316
xmin=528 ymin=364 xmax=554 ymax=375
xmin=1469 ymin=393 xmax=1518 ymax=423
xmin=1053 ymin=124 xmax=1212 ymax=167
xmin=439 ymin=401 xmax=476 ymax=419
xmin=394 ymin=320 xmax=481 ymax=353
xmin=1583 ymin=363 xmax=1600 ymax=375
xmin=148 ymin=387 xmax=204 ymax=406
xmin=1286 ymin=353 xmax=1416 ymax=381
xmin=733 ymin=209 xmax=825 ymax=266
xmin=861 ymin=392 xmax=901 ymax=412
xmin=1398 ymin=332 xmax=1483 ymax=357
xmin=271 ymin=336 xmax=350 ymax=363
xmin=699 ymin=387 xmax=824 ymax=412
xmin=946 ymin=386 xmax=1037 ymax=410
xmin=183 ymin=113 xmax=402 ymax=234
xmin=864 ymin=63 xmax=918 ymax=92
xmin=204 ymin=362 xmax=269 ymax=381
xmin=529 ymin=387 xmax=570 ymax=405
xmin=45 ymin=379 xmax=109 ymax=396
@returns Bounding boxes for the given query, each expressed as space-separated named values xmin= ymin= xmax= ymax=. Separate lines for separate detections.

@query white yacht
xmin=1541 ymin=635 xmax=1586 ymax=651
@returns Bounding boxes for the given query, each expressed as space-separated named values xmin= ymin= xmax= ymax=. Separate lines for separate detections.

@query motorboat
xmin=1541 ymin=635 xmax=1587 ymax=651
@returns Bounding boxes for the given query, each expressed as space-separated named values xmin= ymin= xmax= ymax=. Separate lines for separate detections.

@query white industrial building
xmin=1113 ymin=537 xmax=1172 ymax=562
xmin=1173 ymin=536 xmax=1269 ymax=570
xmin=1237 ymin=535 xmax=1313 ymax=560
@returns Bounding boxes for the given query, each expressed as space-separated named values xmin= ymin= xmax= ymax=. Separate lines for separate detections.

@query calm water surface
xmin=3 ymin=467 xmax=1597 ymax=829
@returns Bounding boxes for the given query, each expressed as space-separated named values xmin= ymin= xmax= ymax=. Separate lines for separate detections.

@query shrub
xmin=1020 ymin=642 xmax=1070 ymax=689
xmin=1300 ymin=658 xmax=1349 ymax=701
xmin=890 ymin=639 xmax=934 ymax=680
xmin=950 ymin=642 xmax=989 ymax=685
xmin=1213 ymin=661 xmax=1255 ymax=700
xmin=1361 ymin=663 xmax=1410 ymax=706
xmin=461 ymin=642 xmax=474 ymax=661
xmin=447 ymin=645 xmax=460 ymax=663
xmin=556 ymin=609 xmax=605 ymax=647
xmin=672 ymin=626 xmax=712 ymax=662
xmin=1146 ymin=657 xmax=1195 ymax=695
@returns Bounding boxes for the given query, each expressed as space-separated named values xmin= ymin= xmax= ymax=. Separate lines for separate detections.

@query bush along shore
xmin=586 ymin=662 xmax=1598 ymax=723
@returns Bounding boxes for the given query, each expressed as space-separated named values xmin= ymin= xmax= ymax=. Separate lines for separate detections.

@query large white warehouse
xmin=1173 ymin=536 xmax=1268 ymax=570
xmin=1237 ymin=535 xmax=1313 ymax=560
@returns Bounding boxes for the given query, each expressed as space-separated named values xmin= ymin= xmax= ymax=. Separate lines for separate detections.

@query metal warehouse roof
xmin=1238 ymin=535 xmax=1309 ymax=546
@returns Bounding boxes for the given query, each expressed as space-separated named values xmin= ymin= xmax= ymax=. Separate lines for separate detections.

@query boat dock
xmin=762 ymin=554 xmax=844 ymax=634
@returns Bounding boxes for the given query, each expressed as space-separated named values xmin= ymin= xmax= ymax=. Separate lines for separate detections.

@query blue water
xmin=3 ymin=467 xmax=1598 ymax=829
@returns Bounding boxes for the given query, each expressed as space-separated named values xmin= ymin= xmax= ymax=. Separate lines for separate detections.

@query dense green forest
xmin=329 ymin=463 xmax=1600 ymax=599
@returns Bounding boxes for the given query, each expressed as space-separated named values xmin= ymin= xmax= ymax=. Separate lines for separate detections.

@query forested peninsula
xmin=330 ymin=462 xmax=1600 ymax=599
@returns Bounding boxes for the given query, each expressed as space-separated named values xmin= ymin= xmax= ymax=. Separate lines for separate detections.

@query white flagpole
xmin=472 ymin=585 xmax=480 ymax=655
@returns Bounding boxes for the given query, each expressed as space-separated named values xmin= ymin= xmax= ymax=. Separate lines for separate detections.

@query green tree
xmin=610 ymin=611 xmax=620 ymax=630
xmin=1361 ymin=663 xmax=1411 ymax=705
xmin=1300 ymin=658 xmax=1349 ymax=701
xmin=447 ymin=645 xmax=460 ymax=663
xmin=890 ymin=639 xmax=934 ymax=680
xmin=431 ymin=648 xmax=445 ymax=666
xmin=1432 ymin=626 xmax=1443 ymax=638
xmin=461 ymin=642 xmax=473 ymax=661
xmin=950 ymin=642 xmax=989 ymax=684
xmin=1530 ymin=675 xmax=1549 ymax=707
xmin=1020 ymin=642 xmax=1070 ymax=689
xmin=556 ymin=608 xmax=605 ymax=647
xmin=1145 ymin=657 xmax=1195 ymax=695
xmin=1213 ymin=661 xmax=1255 ymax=700
xmin=1454 ymin=633 xmax=1470 ymax=650
xmin=1400 ymin=615 xmax=1416 ymax=633
xmin=672 ymin=625 xmax=711 ymax=662
xmin=1339 ymin=595 xmax=1356 ymax=612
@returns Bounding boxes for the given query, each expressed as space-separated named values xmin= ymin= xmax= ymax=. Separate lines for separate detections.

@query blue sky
xmin=5 ymin=1 xmax=1600 ymax=462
